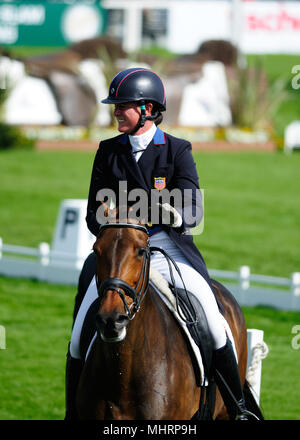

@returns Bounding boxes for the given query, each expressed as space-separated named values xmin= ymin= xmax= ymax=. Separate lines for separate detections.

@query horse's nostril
xmin=117 ymin=314 xmax=128 ymax=323
xmin=96 ymin=312 xmax=129 ymax=332
xmin=115 ymin=313 xmax=129 ymax=329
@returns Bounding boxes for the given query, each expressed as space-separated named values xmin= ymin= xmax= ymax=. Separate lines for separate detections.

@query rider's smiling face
xmin=114 ymin=102 xmax=141 ymax=134
xmin=113 ymin=102 xmax=154 ymax=135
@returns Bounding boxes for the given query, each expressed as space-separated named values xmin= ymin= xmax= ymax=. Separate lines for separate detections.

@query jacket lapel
xmin=118 ymin=134 xmax=148 ymax=191
xmin=138 ymin=127 xmax=167 ymax=188
xmin=118 ymin=128 xmax=167 ymax=191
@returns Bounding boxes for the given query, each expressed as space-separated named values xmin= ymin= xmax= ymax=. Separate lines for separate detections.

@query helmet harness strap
xmin=130 ymin=100 xmax=160 ymax=135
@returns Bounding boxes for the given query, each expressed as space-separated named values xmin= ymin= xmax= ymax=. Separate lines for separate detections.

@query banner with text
xmin=0 ymin=1 xmax=106 ymax=46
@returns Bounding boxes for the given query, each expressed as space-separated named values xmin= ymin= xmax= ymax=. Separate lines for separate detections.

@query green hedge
xmin=0 ymin=123 xmax=35 ymax=150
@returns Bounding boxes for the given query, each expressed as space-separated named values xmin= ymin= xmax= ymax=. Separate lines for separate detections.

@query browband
xmin=98 ymin=222 xmax=149 ymax=236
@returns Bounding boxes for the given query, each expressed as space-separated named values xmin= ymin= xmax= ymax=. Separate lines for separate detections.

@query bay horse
xmin=76 ymin=219 xmax=262 ymax=420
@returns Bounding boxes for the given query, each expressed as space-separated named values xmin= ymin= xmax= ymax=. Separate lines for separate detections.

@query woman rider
xmin=65 ymin=68 xmax=250 ymax=420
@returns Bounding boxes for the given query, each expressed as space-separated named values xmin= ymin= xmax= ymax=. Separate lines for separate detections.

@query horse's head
xmin=93 ymin=218 xmax=150 ymax=343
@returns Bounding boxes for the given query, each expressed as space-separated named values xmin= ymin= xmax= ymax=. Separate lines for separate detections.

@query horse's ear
xmin=127 ymin=206 xmax=149 ymax=226
xmin=139 ymin=216 xmax=147 ymax=226
xmin=99 ymin=200 xmax=110 ymax=218
xmin=109 ymin=206 xmax=120 ymax=220
xmin=128 ymin=206 xmax=144 ymax=225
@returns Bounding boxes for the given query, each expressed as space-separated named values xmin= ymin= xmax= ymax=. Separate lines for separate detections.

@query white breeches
xmin=70 ymin=276 xmax=98 ymax=358
xmin=70 ymin=231 xmax=227 ymax=359
xmin=149 ymin=232 xmax=227 ymax=351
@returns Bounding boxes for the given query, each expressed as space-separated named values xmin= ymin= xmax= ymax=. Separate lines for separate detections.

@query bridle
xmin=95 ymin=223 xmax=151 ymax=320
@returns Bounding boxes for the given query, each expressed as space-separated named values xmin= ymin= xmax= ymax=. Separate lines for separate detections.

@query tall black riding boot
xmin=65 ymin=345 xmax=84 ymax=420
xmin=213 ymin=339 xmax=250 ymax=420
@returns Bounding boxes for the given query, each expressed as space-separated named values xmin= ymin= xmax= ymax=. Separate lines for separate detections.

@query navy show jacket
xmin=86 ymin=127 xmax=212 ymax=287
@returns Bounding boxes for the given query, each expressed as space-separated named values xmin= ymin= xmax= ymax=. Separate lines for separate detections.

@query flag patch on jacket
xmin=154 ymin=177 xmax=166 ymax=191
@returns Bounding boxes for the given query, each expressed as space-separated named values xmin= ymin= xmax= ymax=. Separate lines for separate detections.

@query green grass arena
xmin=0 ymin=147 xmax=300 ymax=420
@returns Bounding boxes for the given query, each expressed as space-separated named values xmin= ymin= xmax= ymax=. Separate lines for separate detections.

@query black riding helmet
xmin=101 ymin=68 xmax=166 ymax=132
xmin=101 ymin=67 xmax=166 ymax=111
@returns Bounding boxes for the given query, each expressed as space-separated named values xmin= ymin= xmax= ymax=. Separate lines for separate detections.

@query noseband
xmin=96 ymin=223 xmax=150 ymax=320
